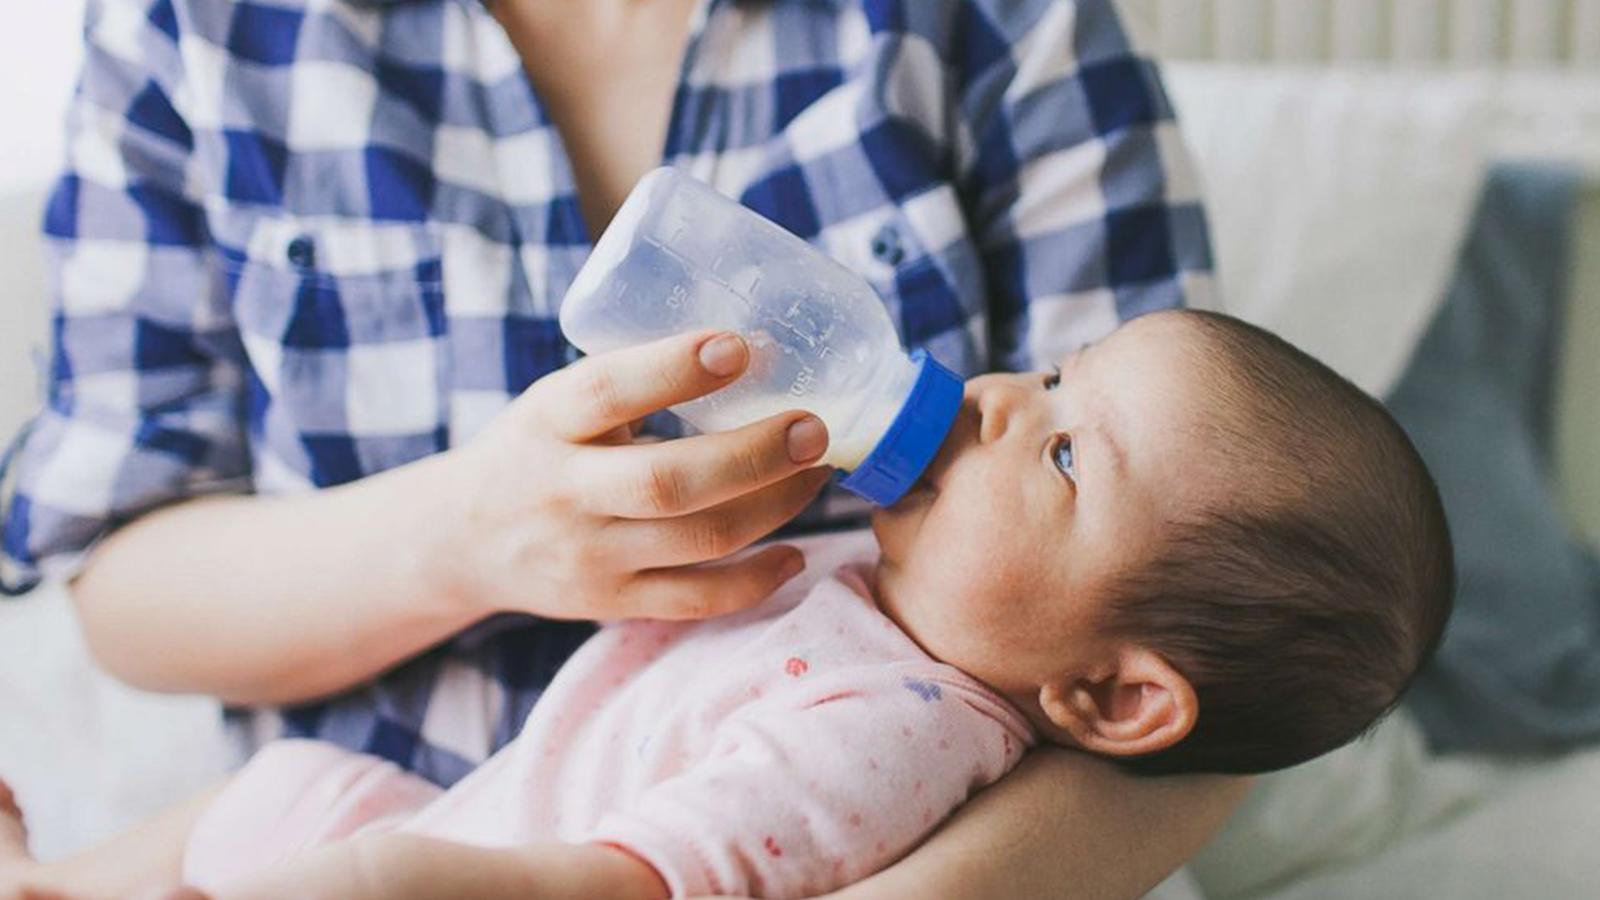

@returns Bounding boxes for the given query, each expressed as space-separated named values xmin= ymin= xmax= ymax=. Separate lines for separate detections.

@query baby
xmin=0 ymin=310 xmax=1454 ymax=899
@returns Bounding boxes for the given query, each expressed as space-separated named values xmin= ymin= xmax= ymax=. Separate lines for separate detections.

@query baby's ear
xmin=1038 ymin=648 xmax=1197 ymax=759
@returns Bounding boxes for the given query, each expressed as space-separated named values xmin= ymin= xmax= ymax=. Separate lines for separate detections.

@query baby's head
xmin=870 ymin=310 xmax=1453 ymax=775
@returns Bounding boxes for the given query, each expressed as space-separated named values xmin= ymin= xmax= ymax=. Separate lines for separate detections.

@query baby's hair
xmin=1105 ymin=310 xmax=1454 ymax=775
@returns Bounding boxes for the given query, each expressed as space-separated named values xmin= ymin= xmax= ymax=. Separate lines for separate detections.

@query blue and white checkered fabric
xmin=1 ymin=0 xmax=1211 ymax=784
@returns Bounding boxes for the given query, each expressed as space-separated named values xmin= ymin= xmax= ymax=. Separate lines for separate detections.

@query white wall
xmin=0 ymin=3 xmax=86 ymax=193
xmin=0 ymin=2 xmax=85 ymax=441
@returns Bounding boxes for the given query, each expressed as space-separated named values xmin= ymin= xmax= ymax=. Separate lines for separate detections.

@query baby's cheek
xmin=938 ymin=595 xmax=1032 ymax=687
xmin=936 ymin=567 xmax=1019 ymax=639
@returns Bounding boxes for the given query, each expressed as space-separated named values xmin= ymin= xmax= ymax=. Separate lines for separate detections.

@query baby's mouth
xmin=912 ymin=452 xmax=954 ymax=499
xmin=899 ymin=470 xmax=940 ymax=505
xmin=875 ymin=473 xmax=936 ymax=523
xmin=882 ymin=428 xmax=957 ymax=512
xmin=911 ymin=412 xmax=968 ymax=500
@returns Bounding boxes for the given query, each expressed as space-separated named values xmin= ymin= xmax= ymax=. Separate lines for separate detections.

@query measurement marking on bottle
xmin=789 ymin=365 xmax=817 ymax=397
xmin=776 ymin=321 xmax=817 ymax=348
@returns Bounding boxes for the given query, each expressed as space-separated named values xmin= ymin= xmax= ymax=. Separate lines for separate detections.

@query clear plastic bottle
xmin=559 ymin=167 xmax=962 ymax=506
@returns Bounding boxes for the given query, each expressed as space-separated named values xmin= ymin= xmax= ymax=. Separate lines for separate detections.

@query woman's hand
xmin=428 ymin=330 xmax=833 ymax=622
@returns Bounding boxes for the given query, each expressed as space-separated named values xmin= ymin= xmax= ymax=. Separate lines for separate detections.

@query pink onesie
xmin=183 ymin=532 xmax=1036 ymax=898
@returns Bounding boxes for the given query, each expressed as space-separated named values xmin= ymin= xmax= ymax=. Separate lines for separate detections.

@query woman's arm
xmin=72 ymin=456 xmax=477 ymax=706
xmin=828 ymin=750 xmax=1249 ymax=900
xmin=74 ymin=331 xmax=831 ymax=705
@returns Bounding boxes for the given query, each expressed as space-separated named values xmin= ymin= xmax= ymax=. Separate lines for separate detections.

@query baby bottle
xmin=559 ymin=167 xmax=962 ymax=506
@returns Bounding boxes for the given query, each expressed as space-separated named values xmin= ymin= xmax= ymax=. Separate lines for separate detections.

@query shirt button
xmin=286 ymin=235 xmax=317 ymax=270
xmin=870 ymin=224 xmax=905 ymax=266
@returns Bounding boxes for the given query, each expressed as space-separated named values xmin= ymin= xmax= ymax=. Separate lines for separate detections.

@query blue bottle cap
xmin=838 ymin=350 xmax=963 ymax=506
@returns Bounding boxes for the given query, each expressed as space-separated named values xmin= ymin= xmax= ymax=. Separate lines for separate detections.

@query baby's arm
xmin=209 ymin=834 xmax=668 ymax=900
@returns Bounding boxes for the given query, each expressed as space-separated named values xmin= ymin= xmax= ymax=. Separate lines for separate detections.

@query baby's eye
xmin=1051 ymin=434 xmax=1078 ymax=483
xmin=1043 ymin=365 xmax=1063 ymax=390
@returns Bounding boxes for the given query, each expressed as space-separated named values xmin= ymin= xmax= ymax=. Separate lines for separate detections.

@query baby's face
xmin=870 ymin=313 xmax=1219 ymax=699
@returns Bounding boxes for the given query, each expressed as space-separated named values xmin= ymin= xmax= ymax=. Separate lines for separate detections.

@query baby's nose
xmin=967 ymin=377 xmax=1025 ymax=445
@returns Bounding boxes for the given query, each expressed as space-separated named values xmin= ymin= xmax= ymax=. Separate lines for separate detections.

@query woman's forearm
xmin=69 ymin=332 xmax=831 ymax=707
xmin=71 ymin=453 xmax=479 ymax=705
xmin=830 ymin=749 xmax=1250 ymax=900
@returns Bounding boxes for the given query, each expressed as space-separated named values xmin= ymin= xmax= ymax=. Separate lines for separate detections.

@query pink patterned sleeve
xmin=584 ymin=665 xmax=1032 ymax=899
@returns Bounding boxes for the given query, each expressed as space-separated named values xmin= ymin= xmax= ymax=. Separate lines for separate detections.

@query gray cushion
xmin=1390 ymin=163 xmax=1600 ymax=753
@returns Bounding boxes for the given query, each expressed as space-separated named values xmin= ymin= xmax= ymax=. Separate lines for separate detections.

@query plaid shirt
xmin=1 ymin=0 xmax=1210 ymax=783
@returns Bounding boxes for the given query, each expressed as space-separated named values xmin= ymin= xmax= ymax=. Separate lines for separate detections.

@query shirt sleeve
xmin=955 ymin=0 xmax=1215 ymax=372
xmin=0 ymin=0 xmax=250 ymax=594
xmin=584 ymin=667 xmax=1030 ymax=900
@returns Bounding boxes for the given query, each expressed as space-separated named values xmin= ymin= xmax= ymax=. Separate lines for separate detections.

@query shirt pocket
xmin=213 ymin=212 xmax=451 ymax=479
xmin=815 ymin=185 xmax=987 ymax=376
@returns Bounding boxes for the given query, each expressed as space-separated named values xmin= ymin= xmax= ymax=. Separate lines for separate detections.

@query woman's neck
xmin=492 ymin=0 xmax=701 ymax=234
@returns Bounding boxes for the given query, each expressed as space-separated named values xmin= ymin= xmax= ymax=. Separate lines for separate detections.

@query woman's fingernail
xmin=699 ymin=334 xmax=747 ymax=377
xmin=778 ymin=549 xmax=807 ymax=580
xmin=786 ymin=416 xmax=829 ymax=463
